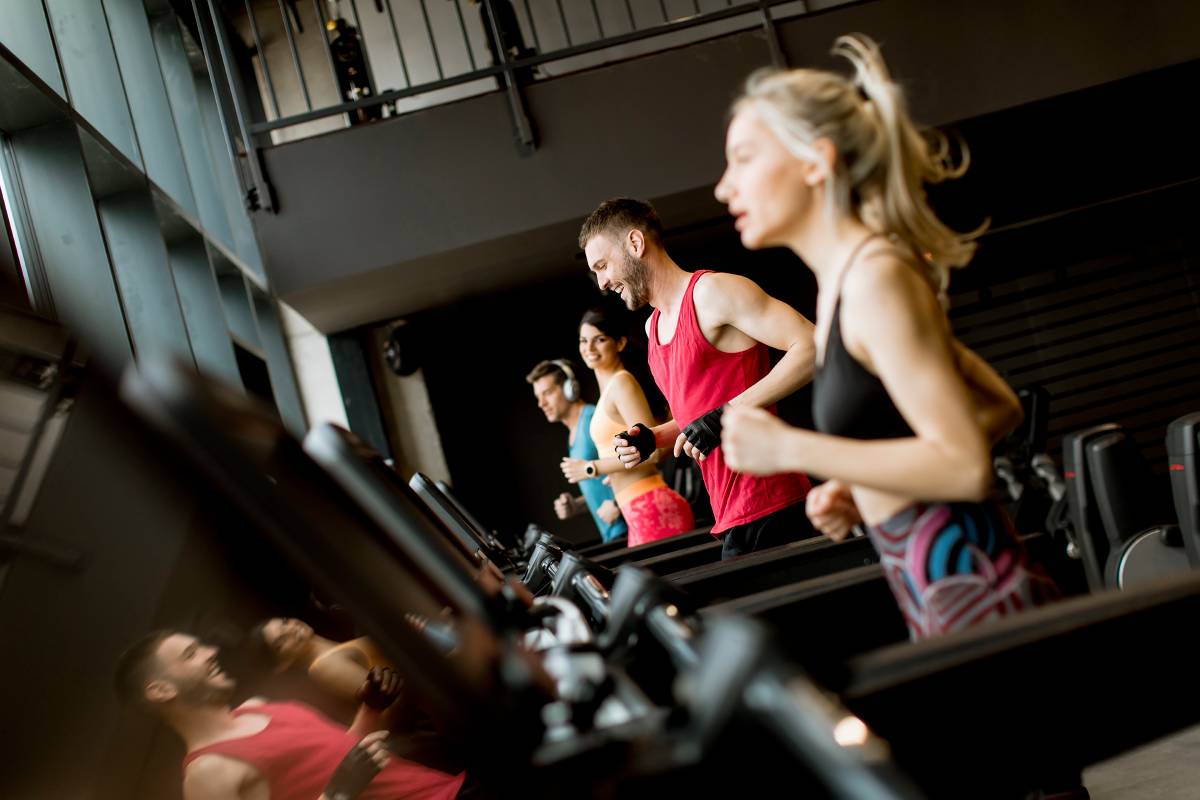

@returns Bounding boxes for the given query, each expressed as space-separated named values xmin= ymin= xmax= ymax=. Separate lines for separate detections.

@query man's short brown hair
xmin=114 ymin=629 xmax=174 ymax=709
xmin=578 ymin=198 xmax=664 ymax=250
xmin=525 ymin=360 xmax=568 ymax=386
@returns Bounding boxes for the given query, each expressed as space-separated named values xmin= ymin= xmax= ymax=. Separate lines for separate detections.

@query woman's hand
xmin=597 ymin=499 xmax=622 ymax=525
xmin=560 ymin=457 xmax=594 ymax=484
xmin=357 ymin=667 xmax=402 ymax=711
xmin=721 ymin=406 xmax=793 ymax=476
xmin=805 ymin=480 xmax=862 ymax=541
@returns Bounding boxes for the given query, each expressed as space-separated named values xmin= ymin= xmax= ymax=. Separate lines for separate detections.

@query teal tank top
xmin=571 ymin=404 xmax=627 ymax=542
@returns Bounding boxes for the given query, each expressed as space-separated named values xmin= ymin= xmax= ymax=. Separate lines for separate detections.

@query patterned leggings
xmin=619 ymin=481 xmax=695 ymax=548
xmin=868 ymin=501 xmax=1058 ymax=640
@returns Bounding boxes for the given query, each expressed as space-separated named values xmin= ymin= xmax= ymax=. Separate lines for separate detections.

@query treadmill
xmin=120 ymin=356 xmax=919 ymax=799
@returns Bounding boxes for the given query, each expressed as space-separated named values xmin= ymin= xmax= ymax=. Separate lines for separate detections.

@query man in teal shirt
xmin=527 ymin=359 xmax=627 ymax=542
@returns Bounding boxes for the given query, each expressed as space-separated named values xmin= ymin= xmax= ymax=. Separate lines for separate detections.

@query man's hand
xmin=560 ymin=457 xmax=593 ymax=484
xmin=805 ymin=480 xmax=862 ymax=541
xmin=597 ymin=499 xmax=622 ymax=525
xmin=323 ymin=730 xmax=391 ymax=800
xmin=553 ymin=492 xmax=576 ymax=520
xmin=677 ymin=407 xmax=724 ymax=462
xmin=357 ymin=666 xmax=402 ymax=711
xmin=721 ymin=406 xmax=791 ymax=476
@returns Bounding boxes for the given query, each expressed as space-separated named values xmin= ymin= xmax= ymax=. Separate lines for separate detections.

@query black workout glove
xmin=357 ymin=666 xmax=402 ymax=711
xmin=615 ymin=423 xmax=657 ymax=464
xmin=324 ymin=739 xmax=386 ymax=800
xmin=682 ymin=407 xmax=725 ymax=457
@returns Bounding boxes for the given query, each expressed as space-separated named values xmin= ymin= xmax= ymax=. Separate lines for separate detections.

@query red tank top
xmin=648 ymin=270 xmax=810 ymax=533
xmin=182 ymin=701 xmax=464 ymax=800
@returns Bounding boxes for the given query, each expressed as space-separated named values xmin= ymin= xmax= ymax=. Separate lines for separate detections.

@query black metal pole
xmin=244 ymin=0 xmax=281 ymax=118
xmin=758 ymin=0 xmax=787 ymax=67
xmin=481 ymin=0 xmax=536 ymax=155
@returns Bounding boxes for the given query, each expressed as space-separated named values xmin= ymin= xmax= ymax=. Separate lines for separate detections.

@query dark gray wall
xmin=253 ymin=0 xmax=1200 ymax=332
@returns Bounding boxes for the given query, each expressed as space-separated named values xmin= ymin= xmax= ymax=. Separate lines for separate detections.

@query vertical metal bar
xmin=480 ymin=0 xmax=535 ymax=154
xmin=275 ymin=0 xmax=313 ymax=110
xmin=450 ymin=0 xmax=478 ymax=71
xmin=692 ymin=0 xmax=701 ymax=15
xmin=199 ymin=0 xmax=276 ymax=210
xmin=588 ymin=0 xmax=605 ymax=38
xmin=346 ymin=0 xmax=379 ymax=90
xmin=658 ymin=0 xmax=670 ymax=24
xmin=310 ymin=0 xmax=341 ymax=89
xmin=380 ymin=0 xmax=412 ymax=85
xmin=758 ymin=0 xmax=786 ymax=67
xmin=0 ymin=340 xmax=76 ymax=535
xmin=243 ymin=0 xmax=280 ymax=119
xmin=554 ymin=0 xmax=572 ymax=46
xmin=623 ymin=0 xmax=636 ymax=30
xmin=519 ymin=0 xmax=541 ymax=51
xmin=415 ymin=0 xmax=445 ymax=79
xmin=0 ymin=141 xmax=54 ymax=316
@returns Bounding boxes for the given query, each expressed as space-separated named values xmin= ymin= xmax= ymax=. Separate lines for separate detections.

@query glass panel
xmin=166 ymin=236 xmax=241 ymax=387
xmin=0 ymin=0 xmax=66 ymax=96
xmin=42 ymin=0 xmax=142 ymax=166
xmin=151 ymin=13 xmax=234 ymax=246
xmin=94 ymin=188 xmax=194 ymax=363
xmin=194 ymin=75 xmax=264 ymax=274
xmin=102 ymin=0 xmax=198 ymax=215
xmin=250 ymin=289 xmax=307 ymax=435
xmin=4 ymin=121 xmax=132 ymax=368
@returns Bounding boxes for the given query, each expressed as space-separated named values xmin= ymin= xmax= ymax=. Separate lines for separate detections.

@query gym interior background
xmin=2 ymin=0 xmax=1200 ymax=796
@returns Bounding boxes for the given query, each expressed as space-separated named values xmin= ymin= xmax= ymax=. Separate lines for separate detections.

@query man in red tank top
xmin=113 ymin=629 xmax=466 ymax=800
xmin=578 ymin=198 xmax=818 ymax=558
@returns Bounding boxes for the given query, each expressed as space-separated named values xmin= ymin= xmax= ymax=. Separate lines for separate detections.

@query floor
xmin=1083 ymin=723 xmax=1200 ymax=798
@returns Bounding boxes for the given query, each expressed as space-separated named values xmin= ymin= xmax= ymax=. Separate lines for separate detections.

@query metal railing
xmin=195 ymin=0 xmax=850 ymax=210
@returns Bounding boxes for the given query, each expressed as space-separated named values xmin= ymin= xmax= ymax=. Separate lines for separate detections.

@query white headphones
xmin=550 ymin=359 xmax=581 ymax=403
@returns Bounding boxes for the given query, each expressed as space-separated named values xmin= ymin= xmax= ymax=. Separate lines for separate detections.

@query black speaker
xmin=382 ymin=321 xmax=419 ymax=377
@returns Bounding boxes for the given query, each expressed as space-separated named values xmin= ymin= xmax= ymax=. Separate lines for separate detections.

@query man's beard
xmin=176 ymin=675 xmax=236 ymax=707
xmin=617 ymin=249 xmax=651 ymax=310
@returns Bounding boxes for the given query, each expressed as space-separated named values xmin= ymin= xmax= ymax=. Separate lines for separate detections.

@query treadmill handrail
xmin=667 ymin=536 xmax=874 ymax=586
xmin=411 ymin=472 xmax=513 ymax=570
xmin=303 ymin=424 xmax=498 ymax=625
xmin=845 ymin=568 xmax=1200 ymax=693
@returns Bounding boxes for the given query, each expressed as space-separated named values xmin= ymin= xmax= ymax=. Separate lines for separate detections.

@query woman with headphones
xmin=561 ymin=306 xmax=695 ymax=547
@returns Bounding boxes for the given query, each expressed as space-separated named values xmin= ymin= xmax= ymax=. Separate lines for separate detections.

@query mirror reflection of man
xmin=113 ymin=629 xmax=465 ymax=799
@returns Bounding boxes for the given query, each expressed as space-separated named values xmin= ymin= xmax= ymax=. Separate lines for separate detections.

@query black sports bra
xmin=812 ymin=235 xmax=915 ymax=441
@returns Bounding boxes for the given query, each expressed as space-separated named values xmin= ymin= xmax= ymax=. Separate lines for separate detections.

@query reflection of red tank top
xmin=647 ymin=271 xmax=809 ymax=533
xmin=182 ymin=701 xmax=464 ymax=800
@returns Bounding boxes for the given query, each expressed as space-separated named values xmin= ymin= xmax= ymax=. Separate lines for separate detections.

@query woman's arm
xmin=952 ymin=339 xmax=1024 ymax=444
xmin=722 ymin=256 xmax=993 ymax=502
xmin=309 ymin=646 xmax=372 ymax=704
xmin=561 ymin=454 xmax=630 ymax=482
xmin=609 ymin=372 xmax=671 ymax=464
